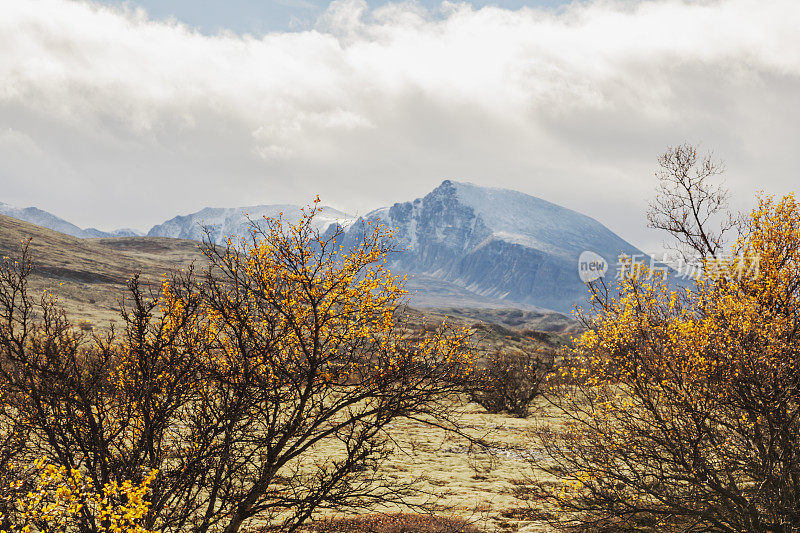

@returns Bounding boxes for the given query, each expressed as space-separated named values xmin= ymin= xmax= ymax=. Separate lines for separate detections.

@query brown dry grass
xmin=0 ymin=214 xmax=205 ymax=325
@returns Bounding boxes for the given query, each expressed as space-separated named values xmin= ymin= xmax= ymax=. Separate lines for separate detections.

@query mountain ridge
xmin=147 ymin=204 xmax=355 ymax=242
xmin=3 ymin=180 xmax=648 ymax=313
xmin=0 ymin=213 xmax=577 ymax=333
xmin=0 ymin=202 xmax=141 ymax=239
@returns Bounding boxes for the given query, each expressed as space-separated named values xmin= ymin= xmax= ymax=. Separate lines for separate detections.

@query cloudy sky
xmin=1 ymin=0 xmax=798 ymax=252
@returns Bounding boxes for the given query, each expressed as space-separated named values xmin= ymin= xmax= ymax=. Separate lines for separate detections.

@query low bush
xmin=466 ymin=348 xmax=552 ymax=417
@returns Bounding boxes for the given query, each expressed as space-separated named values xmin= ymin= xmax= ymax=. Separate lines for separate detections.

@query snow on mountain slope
xmin=0 ymin=202 xmax=142 ymax=238
xmin=340 ymin=180 xmax=646 ymax=314
xmin=3 ymin=182 xmax=654 ymax=314
xmin=449 ymin=182 xmax=633 ymax=260
xmin=147 ymin=204 xmax=355 ymax=243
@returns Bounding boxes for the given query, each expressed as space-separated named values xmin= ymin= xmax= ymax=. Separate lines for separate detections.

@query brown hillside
xmin=0 ymin=214 xmax=204 ymax=325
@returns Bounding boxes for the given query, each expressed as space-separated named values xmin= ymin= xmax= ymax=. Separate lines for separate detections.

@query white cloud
xmin=0 ymin=0 xmax=798 ymax=251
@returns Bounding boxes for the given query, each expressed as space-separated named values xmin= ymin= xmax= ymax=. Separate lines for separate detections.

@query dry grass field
xmin=0 ymin=213 xmax=576 ymax=532
xmin=346 ymin=401 xmax=562 ymax=532
xmin=249 ymin=397 xmax=563 ymax=533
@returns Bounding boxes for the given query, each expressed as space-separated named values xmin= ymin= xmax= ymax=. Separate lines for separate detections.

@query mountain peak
xmin=340 ymin=181 xmax=643 ymax=313
xmin=416 ymin=180 xmax=625 ymax=260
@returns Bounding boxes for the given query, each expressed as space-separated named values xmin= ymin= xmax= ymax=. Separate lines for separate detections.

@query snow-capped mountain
xmin=2 ymin=182 xmax=654 ymax=314
xmin=0 ymin=202 xmax=141 ymax=238
xmin=337 ymin=180 xmax=645 ymax=313
xmin=147 ymin=204 xmax=355 ymax=243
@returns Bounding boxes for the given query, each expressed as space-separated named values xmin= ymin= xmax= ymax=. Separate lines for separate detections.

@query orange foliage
xmin=538 ymin=194 xmax=800 ymax=532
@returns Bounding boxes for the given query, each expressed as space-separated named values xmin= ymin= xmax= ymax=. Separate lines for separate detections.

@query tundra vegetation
xmin=1 ymin=146 xmax=799 ymax=533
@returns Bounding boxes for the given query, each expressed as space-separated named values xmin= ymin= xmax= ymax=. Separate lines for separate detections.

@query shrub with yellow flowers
xmin=0 ymin=200 xmax=475 ymax=533
xmin=534 ymin=151 xmax=800 ymax=532
xmin=0 ymin=458 xmax=156 ymax=533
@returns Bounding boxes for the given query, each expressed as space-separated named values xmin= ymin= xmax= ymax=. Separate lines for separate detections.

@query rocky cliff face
xmin=340 ymin=180 xmax=644 ymax=313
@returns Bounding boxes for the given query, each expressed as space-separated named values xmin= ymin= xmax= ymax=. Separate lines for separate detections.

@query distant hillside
xmin=0 ymin=214 xmax=203 ymax=325
xmin=0 ymin=202 xmax=141 ymax=238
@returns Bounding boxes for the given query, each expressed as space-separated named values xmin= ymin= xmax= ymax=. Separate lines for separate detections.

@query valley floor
xmin=303 ymin=398 xmax=563 ymax=533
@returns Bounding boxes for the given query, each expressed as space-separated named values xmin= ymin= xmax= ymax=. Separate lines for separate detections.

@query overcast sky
xmin=1 ymin=0 xmax=798 ymax=252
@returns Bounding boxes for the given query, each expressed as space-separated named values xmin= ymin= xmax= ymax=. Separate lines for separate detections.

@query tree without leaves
xmin=647 ymin=143 xmax=741 ymax=260
xmin=0 ymin=202 xmax=476 ymax=533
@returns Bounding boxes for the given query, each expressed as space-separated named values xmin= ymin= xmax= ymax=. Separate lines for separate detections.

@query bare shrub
xmin=466 ymin=348 xmax=552 ymax=417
